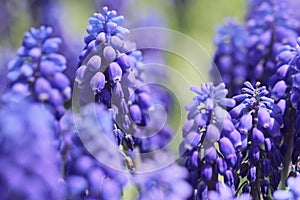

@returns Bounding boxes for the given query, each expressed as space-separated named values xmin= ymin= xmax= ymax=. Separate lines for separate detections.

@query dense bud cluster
xmin=75 ymin=7 xmax=174 ymax=165
xmin=179 ymin=82 xmax=244 ymax=199
xmin=230 ymin=81 xmax=283 ymax=199
xmin=3 ymin=26 xmax=71 ymax=118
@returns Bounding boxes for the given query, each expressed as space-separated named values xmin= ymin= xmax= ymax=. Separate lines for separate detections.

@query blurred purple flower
xmin=0 ymin=101 xmax=64 ymax=199
xmin=3 ymin=26 xmax=71 ymax=119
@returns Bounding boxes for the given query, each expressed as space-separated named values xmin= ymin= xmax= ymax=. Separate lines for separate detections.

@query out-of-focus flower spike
xmin=3 ymin=26 xmax=71 ymax=119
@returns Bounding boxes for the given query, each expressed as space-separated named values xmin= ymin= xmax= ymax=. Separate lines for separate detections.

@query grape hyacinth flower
xmin=230 ymin=81 xmax=283 ymax=199
xmin=75 ymin=7 xmax=174 ymax=169
xmin=269 ymin=37 xmax=300 ymax=187
xmin=212 ymin=18 xmax=248 ymax=96
xmin=134 ymin=153 xmax=192 ymax=200
xmin=179 ymin=82 xmax=242 ymax=199
xmin=3 ymin=26 xmax=71 ymax=119
xmin=29 ymin=0 xmax=84 ymax=84
xmin=0 ymin=102 xmax=64 ymax=200
xmin=61 ymin=104 xmax=128 ymax=200
xmin=244 ymin=0 xmax=299 ymax=86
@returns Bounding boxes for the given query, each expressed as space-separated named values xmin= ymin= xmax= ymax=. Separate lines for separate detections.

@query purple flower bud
xmin=230 ymin=103 xmax=247 ymax=118
xmin=117 ymin=54 xmax=134 ymax=72
xmin=194 ymin=113 xmax=208 ymax=127
xmin=138 ymin=92 xmax=152 ymax=109
xmin=260 ymin=180 xmax=269 ymax=196
xmin=53 ymin=72 xmax=70 ymax=91
xmin=233 ymin=94 xmax=249 ymax=102
xmin=240 ymin=133 xmax=248 ymax=150
xmin=108 ymin=62 xmax=122 ymax=82
xmin=190 ymin=150 xmax=200 ymax=169
xmin=205 ymin=98 xmax=214 ymax=110
xmin=266 ymin=117 xmax=281 ymax=137
xmin=75 ymin=65 xmax=88 ymax=86
xmin=110 ymin=36 xmax=123 ymax=49
xmin=219 ymin=137 xmax=236 ymax=164
xmin=224 ymin=170 xmax=234 ymax=186
xmin=249 ymin=145 xmax=260 ymax=164
xmin=73 ymin=156 xmax=94 ymax=175
xmin=238 ymin=112 xmax=253 ymax=134
xmin=182 ymin=119 xmax=196 ymax=137
xmin=272 ymin=80 xmax=287 ymax=100
xmin=222 ymin=119 xmax=235 ymax=135
xmin=252 ymin=127 xmax=265 ymax=145
xmin=90 ymin=72 xmax=106 ymax=94
xmin=248 ymin=166 xmax=256 ymax=183
xmin=35 ymin=77 xmax=52 ymax=101
xmin=278 ymin=49 xmax=294 ymax=63
xmin=22 ymin=36 xmax=37 ymax=48
xmin=40 ymin=60 xmax=56 ymax=77
xmin=214 ymin=106 xmax=230 ymax=122
xmin=265 ymin=138 xmax=274 ymax=152
xmin=29 ymin=47 xmax=42 ymax=60
xmin=87 ymin=55 xmax=101 ymax=72
xmin=292 ymin=73 xmax=300 ymax=86
xmin=129 ymin=104 xmax=142 ymax=124
xmin=216 ymin=158 xmax=227 ymax=175
xmin=276 ymin=64 xmax=289 ymax=78
xmin=290 ymin=92 xmax=300 ymax=109
xmin=49 ymin=89 xmax=63 ymax=106
xmin=241 ymin=86 xmax=254 ymax=95
xmin=42 ymin=37 xmax=61 ymax=53
xmin=20 ymin=64 xmax=33 ymax=77
xmin=258 ymin=107 xmax=270 ymax=128
xmin=219 ymin=98 xmax=236 ymax=108
xmin=87 ymin=168 xmax=105 ymax=190
xmin=184 ymin=131 xmax=200 ymax=150
xmin=200 ymin=164 xmax=213 ymax=182
xmin=228 ymin=129 xmax=242 ymax=149
xmin=197 ymin=183 xmax=208 ymax=200
xmin=103 ymin=46 xmax=116 ymax=62
xmin=206 ymin=124 xmax=220 ymax=143
xmin=277 ymin=99 xmax=286 ymax=114
xmin=261 ymin=158 xmax=271 ymax=177
xmin=98 ymin=89 xmax=111 ymax=106
xmin=271 ymin=149 xmax=283 ymax=168
xmin=204 ymin=145 xmax=217 ymax=163
xmin=66 ymin=176 xmax=88 ymax=196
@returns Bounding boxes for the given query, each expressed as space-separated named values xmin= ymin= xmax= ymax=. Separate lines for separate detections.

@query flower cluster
xmin=3 ymin=26 xmax=71 ymax=119
xmin=179 ymin=82 xmax=243 ymax=198
xmin=245 ymin=0 xmax=299 ymax=86
xmin=75 ymin=7 xmax=174 ymax=167
xmin=269 ymin=37 xmax=300 ymax=184
xmin=61 ymin=105 xmax=128 ymax=200
xmin=213 ymin=19 xmax=248 ymax=96
xmin=231 ymin=81 xmax=283 ymax=199
xmin=213 ymin=0 xmax=300 ymax=94
xmin=0 ymin=102 xmax=63 ymax=200
xmin=134 ymin=153 xmax=192 ymax=200
xmin=209 ymin=0 xmax=300 ymax=199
